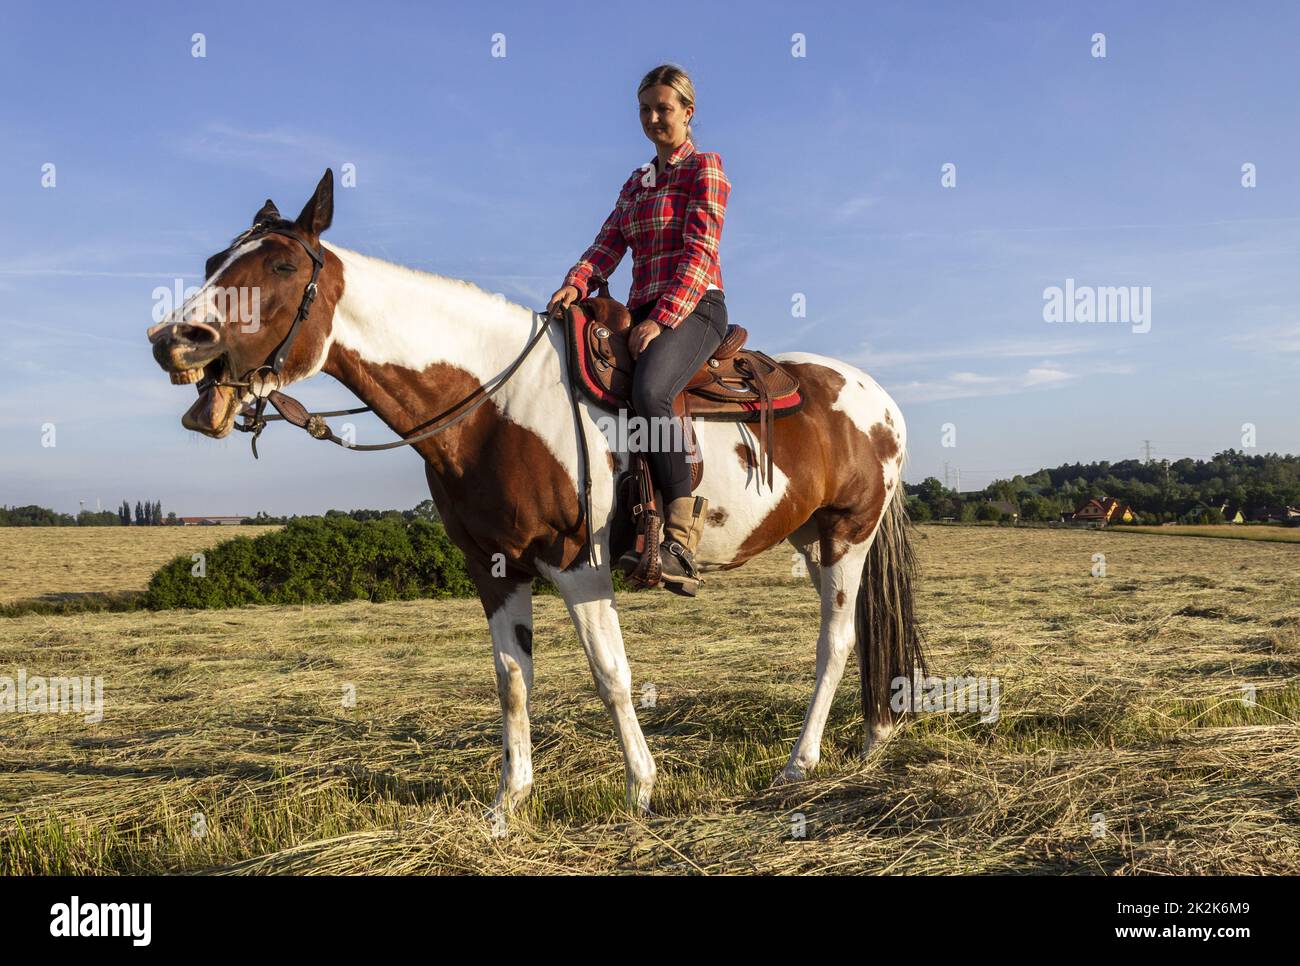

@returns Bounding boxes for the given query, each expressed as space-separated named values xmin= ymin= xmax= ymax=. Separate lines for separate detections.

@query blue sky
xmin=1 ymin=0 xmax=1296 ymax=516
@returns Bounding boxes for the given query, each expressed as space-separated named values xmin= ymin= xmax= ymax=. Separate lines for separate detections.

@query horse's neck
xmin=319 ymin=242 xmax=560 ymax=474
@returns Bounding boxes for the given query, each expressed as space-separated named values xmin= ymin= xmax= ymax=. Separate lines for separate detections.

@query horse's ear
xmin=294 ymin=169 xmax=334 ymax=236
xmin=253 ymin=199 xmax=280 ymax=225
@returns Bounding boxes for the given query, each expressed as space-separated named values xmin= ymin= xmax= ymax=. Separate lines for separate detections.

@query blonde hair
xmin=638 ymin=63 xmax=696 ymax=141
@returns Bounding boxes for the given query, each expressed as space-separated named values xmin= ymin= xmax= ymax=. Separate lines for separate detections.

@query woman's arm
xmin=645 ymin=153 xmax=731 ymax=330
xmin=563 ymin=181 xmax=631 ymax=300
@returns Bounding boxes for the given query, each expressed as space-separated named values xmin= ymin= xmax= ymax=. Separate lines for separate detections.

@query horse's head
xmin=147 ymin=169 xmax=341 ymax=438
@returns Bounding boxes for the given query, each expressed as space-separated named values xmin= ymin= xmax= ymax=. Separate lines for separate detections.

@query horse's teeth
xmin=170 ymin=368 xmax=203 ymax=385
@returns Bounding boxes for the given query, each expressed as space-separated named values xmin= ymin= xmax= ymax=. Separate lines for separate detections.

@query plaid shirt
xmin=564 ymin=138 xmax=730 ymax=330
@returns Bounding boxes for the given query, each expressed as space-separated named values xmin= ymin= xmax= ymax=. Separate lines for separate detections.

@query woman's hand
xmin=628 ymin=320 xmax=663 ymax=358
xmin=547 ymin=284 xmax=580 ymax=317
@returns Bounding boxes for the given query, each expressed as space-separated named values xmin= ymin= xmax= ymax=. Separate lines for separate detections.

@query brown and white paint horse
xmin=146 ymin=170 xmax=924 ymax=815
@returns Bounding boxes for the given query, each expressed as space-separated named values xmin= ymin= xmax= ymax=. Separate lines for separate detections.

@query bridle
xmin=195 ymin=226 xmax=326 ymax=456
xmin=198 ymin=224 xmax=560 ymax=460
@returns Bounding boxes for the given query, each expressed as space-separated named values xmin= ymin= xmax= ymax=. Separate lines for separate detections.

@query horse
xmin=145 ymin=169 xmax=925 ymax=816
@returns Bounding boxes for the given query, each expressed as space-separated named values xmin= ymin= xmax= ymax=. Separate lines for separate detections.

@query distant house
xmin=173 ymin=515 xmax=247 ymax=526
xmin=1179 ymin=503 xmax=1218 ymax=524
xmin=1261 ymin=506 xmax=1300 ymax=525
xmin=985 ymin=500 xmax=1020 ymax=522
xmin=1070 ymin=497 xmax=1134 ymax=527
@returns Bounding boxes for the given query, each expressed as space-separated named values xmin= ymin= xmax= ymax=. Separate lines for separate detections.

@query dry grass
xmin=1 ymin=526 xmax=1298 ymax=874
xmin=1112 ymin=525 xmax=1300 ymax=543
xmin=0 ymin=526 xmax=282 ymax=603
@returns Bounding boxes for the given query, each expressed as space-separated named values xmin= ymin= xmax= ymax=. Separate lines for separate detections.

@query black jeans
xmin=628 ymin=290 xmax=728 ymax=503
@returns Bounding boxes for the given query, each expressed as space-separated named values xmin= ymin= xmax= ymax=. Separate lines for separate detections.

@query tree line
xmin=1 ymin=499 xmax=441 ymax=527
xmin=0 ymin=500 xmax=172 ymax=527
xmin=905 ymin=450 xmax=1300 ymax=524
xmin=240 ymin=500 xmax=441 ymax=525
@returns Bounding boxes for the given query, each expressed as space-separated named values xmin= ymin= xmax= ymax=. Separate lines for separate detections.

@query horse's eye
xmin=273 ymin=261 xmax=296 ymax=275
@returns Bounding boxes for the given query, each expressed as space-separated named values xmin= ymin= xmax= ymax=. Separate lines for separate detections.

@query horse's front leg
xmin=475 ymin=573 xmax=536 ymax=815
xmin=538 ymin=561 xmax=657 ymax=813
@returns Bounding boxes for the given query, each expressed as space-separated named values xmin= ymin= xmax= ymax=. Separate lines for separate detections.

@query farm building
xmin=1179 ymin=503 xmax=1221 ymax=524
xmin=1067 ymin=497 xmax=1135 ymax=526
xmin=1245 ymin=505 xmax=1300 ymax=524
xmin=985 ymin=500 xmax=1020 ymax=522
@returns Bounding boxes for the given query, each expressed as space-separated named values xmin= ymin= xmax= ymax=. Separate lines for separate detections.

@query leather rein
xmin=202 ymin=226 xmax=559 ymax=460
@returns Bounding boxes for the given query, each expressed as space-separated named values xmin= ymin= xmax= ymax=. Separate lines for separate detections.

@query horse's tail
xmin=856 ymin=485 xmax=927 ymax=739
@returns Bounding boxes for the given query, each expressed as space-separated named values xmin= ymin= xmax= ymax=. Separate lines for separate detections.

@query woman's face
xmin=639 ymin=84 xmax=692 ymax=149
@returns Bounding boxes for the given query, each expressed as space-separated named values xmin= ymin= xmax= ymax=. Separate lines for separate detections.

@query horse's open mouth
xmin=180 ymin=359 xmax=242 ymax=438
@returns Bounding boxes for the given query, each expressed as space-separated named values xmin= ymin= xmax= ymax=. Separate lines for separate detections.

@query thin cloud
xmin=893 ymin=362 xmax=1078 ymax=403
xmin=1024 ymin=365 xmax=1071 ymax=386
xmin=1230 ymin=320 xmax=1300 ymax=352
xmin=172 ymin=122 xmax=361 ymax=181
xmin=833 ymin=194 xmax=882 ymax=223
xmin=851 ymin=336 xmax=1097 ymax=370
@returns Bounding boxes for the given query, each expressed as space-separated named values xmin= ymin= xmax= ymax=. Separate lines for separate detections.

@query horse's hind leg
xmin=774 ymin=526 xmax=871 ymax=785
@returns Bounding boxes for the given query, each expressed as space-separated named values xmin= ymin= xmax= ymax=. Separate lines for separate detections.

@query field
xmin=1111 ymin=524 xmax=1300 ymax=544
xmin=0 ymin=526 xmax=282 ymax=604
xmin=1 ymin=525 xmax=1298 ymax=874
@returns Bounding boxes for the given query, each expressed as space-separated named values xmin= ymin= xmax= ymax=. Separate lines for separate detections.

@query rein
xmin=236 ymin=308 xmax=557 ymax=456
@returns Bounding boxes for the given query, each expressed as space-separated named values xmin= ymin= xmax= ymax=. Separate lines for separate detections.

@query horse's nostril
xmin=172 ymin=321 xmax=221 ymax=345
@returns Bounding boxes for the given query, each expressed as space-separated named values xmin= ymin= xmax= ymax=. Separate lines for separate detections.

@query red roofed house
xmin=1069 ymin=497 xmax=1135 ymax=527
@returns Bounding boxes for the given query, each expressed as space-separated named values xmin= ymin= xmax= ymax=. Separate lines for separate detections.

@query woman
xmin=548 ymin=63 xmax=731 ymax=596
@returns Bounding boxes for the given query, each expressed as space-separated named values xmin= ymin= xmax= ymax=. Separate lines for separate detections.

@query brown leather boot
xmin=659 ymin=495 xmax=708 ymax=596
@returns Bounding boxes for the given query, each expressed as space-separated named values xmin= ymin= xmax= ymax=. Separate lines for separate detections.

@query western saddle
xmin=563 ymin=279 xmax=803 ymax=588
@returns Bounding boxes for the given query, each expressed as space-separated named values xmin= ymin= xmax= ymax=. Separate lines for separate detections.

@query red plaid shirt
xmin=564 ymin=138 xmax=730 ymax=330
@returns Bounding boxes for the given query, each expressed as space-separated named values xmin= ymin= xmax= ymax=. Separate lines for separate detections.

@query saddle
xmin=562 ymin=281 xmax=803 ymax=589
xmin=566 ymin=286 xmax=803 ymax=492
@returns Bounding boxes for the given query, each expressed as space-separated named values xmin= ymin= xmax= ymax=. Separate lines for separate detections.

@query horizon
xmin=2 ymin=1 xmax=1296 ymax=516
xmin=8 ymin=447 xmax=1294 ymax=521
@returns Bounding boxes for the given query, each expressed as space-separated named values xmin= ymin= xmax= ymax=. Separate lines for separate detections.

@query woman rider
xmin=548 ymin=64 xmax=731 ymax=596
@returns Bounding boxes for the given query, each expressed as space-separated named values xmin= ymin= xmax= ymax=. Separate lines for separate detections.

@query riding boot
xmin=659 ymin=495 xmax=708 ymax=597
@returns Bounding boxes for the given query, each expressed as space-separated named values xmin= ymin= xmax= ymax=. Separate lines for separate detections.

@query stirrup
xmin=658 ymin=540 xmax=702 ymax=597
xmin=661 ymin=540 xmax=699 ymax=579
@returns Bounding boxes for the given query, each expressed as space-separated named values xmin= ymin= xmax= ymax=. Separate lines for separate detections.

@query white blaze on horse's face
xmin=146 ymin=236 xmax=299 ymax=438
xmin=146 ymin=236 xmax=266 ymax=348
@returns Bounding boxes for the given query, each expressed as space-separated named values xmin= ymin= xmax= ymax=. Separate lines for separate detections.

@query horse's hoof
xmin=771 ymin=764 xmax=808 ymax=786
xmin=493 ymin=779 xmax=533 ymax=817
xmin=484 ymin=806 xmax=510 ymax=839
xmin=627 ymin=779 xmax=655 ymax=815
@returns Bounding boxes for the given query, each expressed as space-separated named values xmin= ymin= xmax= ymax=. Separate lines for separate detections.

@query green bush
xmin=143 ymin=516 xmax=476 ymax=609
xmin=142 ymin=515 xmax=633 ymax=610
